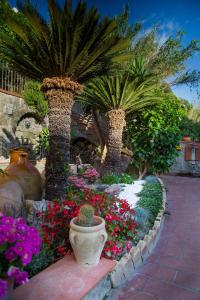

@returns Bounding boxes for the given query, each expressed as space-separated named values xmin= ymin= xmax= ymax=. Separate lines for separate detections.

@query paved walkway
xmin=110 ymin=176 xmax=200 ymax=300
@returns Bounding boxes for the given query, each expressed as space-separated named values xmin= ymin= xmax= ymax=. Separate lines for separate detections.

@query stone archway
xmin=0 ymin=91 xmax=44 ymax=158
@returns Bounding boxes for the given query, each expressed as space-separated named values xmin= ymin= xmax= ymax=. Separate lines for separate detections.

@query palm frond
xmin=0 ymin=0 xmax=131 ymax=82
xmin=77 ymin=74 xmax=161 ymax=114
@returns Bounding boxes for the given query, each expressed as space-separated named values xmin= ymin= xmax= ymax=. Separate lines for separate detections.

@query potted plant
xmin=69 ymin=204 xmax=107 ymax=267
xmin=0 ymin=212 xmax=42 ymax=299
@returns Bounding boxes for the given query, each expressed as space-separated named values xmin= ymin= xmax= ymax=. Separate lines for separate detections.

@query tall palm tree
xmin=78 ymin=75 xmax=159 ymax=174
xmin=0 ymin=0 xmax=131 ymax=200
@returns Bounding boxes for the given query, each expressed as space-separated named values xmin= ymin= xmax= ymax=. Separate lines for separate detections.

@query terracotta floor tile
xmin=110 ymin=176 xmax=200 ymax=300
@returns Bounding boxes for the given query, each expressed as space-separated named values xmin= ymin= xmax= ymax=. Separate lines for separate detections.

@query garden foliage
xmin=125 ymin=91 xmax=187 ymax=177
xmin=136 ymin=182 xmax=163 ymax=226
xmin=101 ymin=173 xmax=135 ymax=185
xmin=22 ymin=80 xmax=48 ymax=119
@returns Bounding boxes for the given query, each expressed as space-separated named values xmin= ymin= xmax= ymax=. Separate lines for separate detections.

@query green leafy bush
xmin=125 ymin=91 xmax=187 ymax=178
xmin=101 ymin=173 xmax=135 ymax=185
xmin=25 ymin=245 xmax=54 ymax=278
xmin=180 ymin=116 xmax=200 ymax=141
xmin=36 ymin=128 xmax=49 ymax=157
xmin=136 ymin=182 xmax=162 ymax=226
xmin=22 ymin=80 xmax=48 ymax=119
xmin=119 ymin=173 xmax=135 ymax=184
xmin=101 ymin=174 xmax=120 ymax=184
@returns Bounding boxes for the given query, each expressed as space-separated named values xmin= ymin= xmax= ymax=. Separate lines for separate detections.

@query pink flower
xmin=5 ymin=247 xmax=17 ymax=261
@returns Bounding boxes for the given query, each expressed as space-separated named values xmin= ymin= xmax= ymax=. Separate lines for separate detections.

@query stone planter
xmin=69 ymin=216 xmax=107 ymax=267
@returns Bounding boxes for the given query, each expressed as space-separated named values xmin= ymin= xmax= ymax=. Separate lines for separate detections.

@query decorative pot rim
xmin=70 ymin=216 xmax=105 ymax=233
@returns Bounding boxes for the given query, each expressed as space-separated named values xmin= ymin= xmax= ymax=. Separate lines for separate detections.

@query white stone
xmin=118 ymin=180 xmax=146 ymax=208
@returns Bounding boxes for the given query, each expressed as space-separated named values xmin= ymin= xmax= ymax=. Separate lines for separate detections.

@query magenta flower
xmin=15 ymin=217 xmax=26 ymax=225
xmin=0 ymin=279 xmax=7 ymax=298
xmin=7 ymin=267 xmax=29 ymax=285
xmin=13 ymin=242 xmax=28 ymax=257
xmin=17 ymin=223 xmax=28 ymax=232
xmin=0 ymin=214 xmax=41 ymax=292
xmin=5 ymin=247 xmax=17 ymax=261
xmin=0 ymin=234 xmax=6 ymax=246
xmin=22 ymin=251 xmax=32 ymax=266
xmin=1 ymin=216 xmax=15 ymax=226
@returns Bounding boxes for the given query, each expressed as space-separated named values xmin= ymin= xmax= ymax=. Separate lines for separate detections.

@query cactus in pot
xmin=76 ymin=204 xmax=95 ymax=226
xmin=70 ymin=204 xmax=107 ymax=267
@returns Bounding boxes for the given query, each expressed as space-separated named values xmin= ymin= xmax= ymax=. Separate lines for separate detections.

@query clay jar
xmin=5 ymin=148 xmax=42 ymax=201
xmin=0 ymin=171 xmax=25 ymax=217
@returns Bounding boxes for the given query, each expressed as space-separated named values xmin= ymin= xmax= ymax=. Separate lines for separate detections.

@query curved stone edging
xmin=109 ymin=177 xmax=166 ymax=288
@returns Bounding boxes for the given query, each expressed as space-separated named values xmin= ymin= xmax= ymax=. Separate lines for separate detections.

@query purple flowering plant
xmin=0 ymin=212 xmax=42 ymax=298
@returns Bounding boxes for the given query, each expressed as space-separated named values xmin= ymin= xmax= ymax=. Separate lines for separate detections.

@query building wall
xmin=170 ymin=141 xmax=200 ymax=176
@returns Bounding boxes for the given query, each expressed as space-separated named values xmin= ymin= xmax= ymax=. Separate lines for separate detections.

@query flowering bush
xmin=39 ymin=189 xmax=138 ymax=261
xmin=82 ymin=168 xmax=100 ymax=183
xmin=0 ymin=212 xmax=42 ymax=298
xmin=68 ymin=176 xmax=87 ymax=190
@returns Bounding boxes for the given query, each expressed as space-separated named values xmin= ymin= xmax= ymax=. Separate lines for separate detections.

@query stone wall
xmin=0 ymin=91 xmax=34 ymax=157
xmin=170 ymin=141 xmax=200 ymax=176
xmin=0 ymin=91 xmax=100 ymax=160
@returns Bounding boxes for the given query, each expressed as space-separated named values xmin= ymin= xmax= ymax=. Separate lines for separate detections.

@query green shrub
xmin=136 ymin=182 xmax=162 ymax=226
xmin=101 ymin=173 xmax=135 ymax=185
xmin=125 ymin=91 xmax=187 ymax=177
xmin=25 ymin=244 xmax=54 ymax=278
xmin=36 ymin=128 xmax=49 ymax=157
xmin=22 ymin=80 xmax=48 ymax=119
xmin=119 ymin=173 xmax=135 ymax=184
xmin=101 ymin=173 xmax=120 ymax=184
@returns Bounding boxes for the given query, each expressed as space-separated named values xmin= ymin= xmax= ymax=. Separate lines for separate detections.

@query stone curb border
xmin=83 ymin=177 xmax=167 ymax=300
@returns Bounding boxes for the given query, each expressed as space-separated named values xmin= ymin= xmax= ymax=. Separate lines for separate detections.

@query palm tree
xmin=0 ymin=0 xmax=131 ymax=200
xmin=78 ymin=75 xmax=159 ymax=174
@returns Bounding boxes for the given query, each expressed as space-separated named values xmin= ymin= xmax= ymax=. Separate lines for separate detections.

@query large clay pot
xmin=0 ymin=179 xmax=25 ymax=217
xmin=182 ymin=136 xmax=191 ymax=142
xmin=69 ymin=216 xmax=107 ymax=267
xmin=5 ymin=148 xmax=42 ymax=201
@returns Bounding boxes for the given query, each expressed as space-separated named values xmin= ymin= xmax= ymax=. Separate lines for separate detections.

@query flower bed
xmin=10 ymin=177 xmax=166 ymax=300
xmin=0 ymin=161 xmax=165 ymax=299
xmin=40 ymin=188 xmax=138 ymax=261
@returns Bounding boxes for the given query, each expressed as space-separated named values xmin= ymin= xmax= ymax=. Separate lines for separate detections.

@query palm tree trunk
xmin=103 ymin=109 xmax=126 ymax=174
xmin=42 ymin=77 xmax=82 ymax=201
xmin=92 ymin=109 xmax=105 ymax=151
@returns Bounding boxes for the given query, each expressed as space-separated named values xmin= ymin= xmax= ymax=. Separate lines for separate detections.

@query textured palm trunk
xmin=103 ymin=109 xmax=126 ymax=175
xmin=42 ymin=77 xmax=82 ymax=201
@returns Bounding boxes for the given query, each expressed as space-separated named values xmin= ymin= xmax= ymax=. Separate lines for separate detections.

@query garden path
xmin=109 ymin=175 xmax=200 ymax=300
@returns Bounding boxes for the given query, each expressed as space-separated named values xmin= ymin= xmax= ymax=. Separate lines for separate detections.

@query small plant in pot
xmin=69 ymin=204 xmax=107 ymax=267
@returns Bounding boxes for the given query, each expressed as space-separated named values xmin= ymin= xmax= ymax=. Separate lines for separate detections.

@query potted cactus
xmin=69 ymin=204 xmax=107 ymax=267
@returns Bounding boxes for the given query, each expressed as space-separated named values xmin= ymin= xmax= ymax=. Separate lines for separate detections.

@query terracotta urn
xmin=69 ymin=216 xmax=107 ymax=267
xmin=182 ymin=136 xmax=191 ymax=142
xmin=0 ymin=174 xmax=25 ymax=217
xmin=5 ymin=148 xmax=42 ymax=201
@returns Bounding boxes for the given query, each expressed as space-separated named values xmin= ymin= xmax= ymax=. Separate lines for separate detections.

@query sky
xmin=9 ymin=0 xmax=200 ymax=103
